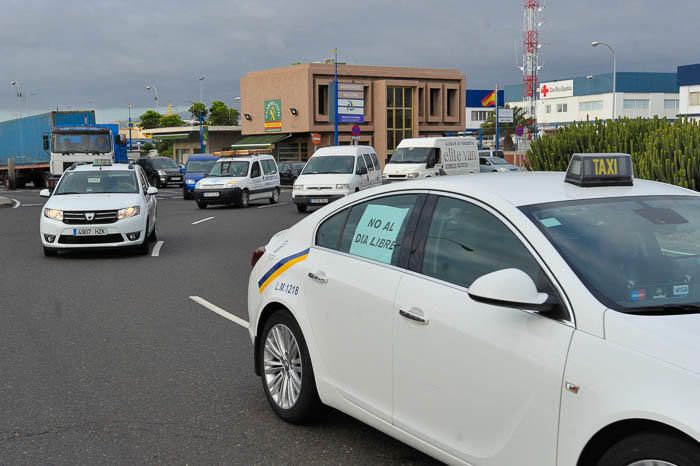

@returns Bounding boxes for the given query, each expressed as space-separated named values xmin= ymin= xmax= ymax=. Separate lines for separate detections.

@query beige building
xmin=143 ymin=126 xmax=242 ymax=163
xmin=239 ymin=63 xmax=466 ymax=165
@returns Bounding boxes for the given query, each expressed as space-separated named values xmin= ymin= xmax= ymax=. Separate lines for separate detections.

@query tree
xmin=159 ymin=114 xmax=185 ymax=127
xmin=481 ymin=105 xmax=531 ymax=151
xmin=189 ymin=102 xmax=208 ymax=121
xmin=139 ymin=110 xmax=162 ymax=129
xmin=208 ymin=100 xmax=239 ymax=126
xmin=140 ymin=142 xmax=154 ymax=157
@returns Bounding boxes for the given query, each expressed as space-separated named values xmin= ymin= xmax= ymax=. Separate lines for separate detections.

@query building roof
xmin=243 ymin=62 xmax=464 ymax=80
xmin=678 ymin=64 xmax=700 ymax=86
xmin=504 ymin=72 xmax=679 ymax=102
xmin=231 ymin=134 xmax=291 ymax=149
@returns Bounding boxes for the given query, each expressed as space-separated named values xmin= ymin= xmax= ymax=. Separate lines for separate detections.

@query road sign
xmin=128 ymin=122 xmax=133 ymax=128
xmin=311 ymin=133 xmax=322 ymax=145
xmin=516 ymin=125 xmax=524 ymax=137
xmin=351 ymin=125 xmax=361 ymax=137
xmin=498 ymin=108 xmax=514 ymax=124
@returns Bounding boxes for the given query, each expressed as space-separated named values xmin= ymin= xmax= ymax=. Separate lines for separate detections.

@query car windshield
xmin=301 ymin=156 xmax=355 ymax=174
xmin=210 ymin=160 xmax=249 ymax=177
xmin=186 ymin=160 xmax=216 ymax=173
xmin=55 ymin=171 xmax=139 ymax=194
xmin=52 ymin=131 xmax=112 ymax=154
xmin=389 ymin=147 xmax=434 ymax=164
xmin=522 ymin=196 xmax=700 ymax=314
xmin=150 ymin=158 xmax=179 ymax=169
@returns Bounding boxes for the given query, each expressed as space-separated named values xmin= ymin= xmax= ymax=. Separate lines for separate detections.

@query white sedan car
xmin=40 ymin=162 xmax=158 ymax=256
xmin=248 ymin=153 xmax=700 ymax=466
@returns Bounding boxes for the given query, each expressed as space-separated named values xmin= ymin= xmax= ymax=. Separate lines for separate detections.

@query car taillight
xmin=251 ymin=246 xmax=266 ymax=267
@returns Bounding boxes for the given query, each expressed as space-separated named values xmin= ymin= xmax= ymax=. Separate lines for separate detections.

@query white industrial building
xmin=678 ymin=64 xmax=700 ymax=121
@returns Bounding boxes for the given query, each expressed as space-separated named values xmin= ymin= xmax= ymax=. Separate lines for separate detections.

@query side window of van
xmin=362 ymin=154 xmax=374 ymax=171
xmin=370 ymin=153 xmax=380 ymax=170
xmin=251 ymin=161 xmax=261 ymax=178
xmin=262 ymin=159 xmax=278 ymax=175
xmin=356 ymin=156 xmax=367 ymax=175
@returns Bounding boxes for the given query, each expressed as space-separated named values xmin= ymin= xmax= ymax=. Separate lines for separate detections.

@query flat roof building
xmin=678 ymin=64 xmax=700 ymax=121
xmin=143 ymin=125 xmax=242 ymax=163
xmin=239 ymin=63 xmax=466 ymax=164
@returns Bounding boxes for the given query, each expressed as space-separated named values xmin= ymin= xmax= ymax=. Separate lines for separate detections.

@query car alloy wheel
xmin=263 ymin=323 xmax=303 ymax=410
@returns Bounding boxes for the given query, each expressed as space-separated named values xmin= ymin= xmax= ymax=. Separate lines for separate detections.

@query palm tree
xmin=480 ymin=106 xmax=532 ymax=151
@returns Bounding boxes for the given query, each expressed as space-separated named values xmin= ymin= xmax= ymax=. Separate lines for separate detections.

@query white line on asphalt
xmin=258 ymin=202 xmax=288 ymax=209
xmin=189 ymin=296 xmax=250 ymax=329
xmin=192 ymin=216 xmax=215 ymax=225
xmin=21 ymin=203 xmax=43 ymax=207
xmin=11 ymin=199 xmax=20 ymax=208
xmin=151 ymin=240 xmax=164 ymax=257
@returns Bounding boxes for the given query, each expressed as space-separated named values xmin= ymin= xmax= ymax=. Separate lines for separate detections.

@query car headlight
xmin=158 ymin=170 xmax=166 ymax=176
xmin=406 ymin=173 xmax=419 ymax=178
xmin=186 ymin=179 xmax=195 ymax=184
xmin=117 ymin=206 xmax=141 ymax=220
xmin=335 ymin=184 xmax=350 ymax=190
xmin=44 ymin=208 xmax=63 ymax=221
xmin=226 ymin=180 xmax=237 ymax=188
xmin=293 ymin=184 xmax=303 ymax=191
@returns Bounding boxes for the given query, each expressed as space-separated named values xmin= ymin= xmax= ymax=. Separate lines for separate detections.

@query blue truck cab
xmin=183 ymin=154 xmax=218 ymax=199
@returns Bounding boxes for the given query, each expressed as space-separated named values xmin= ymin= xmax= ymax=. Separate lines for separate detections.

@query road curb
xmin=0 ymin=196 xmax=13 ymax=209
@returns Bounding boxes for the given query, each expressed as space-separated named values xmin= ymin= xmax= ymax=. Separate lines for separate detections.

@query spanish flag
xmin=481 ymin=89 xmax=497 ymax=107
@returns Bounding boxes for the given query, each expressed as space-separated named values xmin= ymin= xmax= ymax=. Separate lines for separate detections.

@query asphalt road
xmin=0 ymin=187 xmax=439 ymax=465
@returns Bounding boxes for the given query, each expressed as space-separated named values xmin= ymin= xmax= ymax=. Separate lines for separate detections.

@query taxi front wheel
xmin=259 ymin=310 xmax=323 ymax=424
xmin=596 ymin=431 xmax=700 ymax=466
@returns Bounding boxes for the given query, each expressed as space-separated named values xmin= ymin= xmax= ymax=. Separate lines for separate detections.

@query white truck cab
xmin=292 ymin=145 xmax=382 ymax=213
xmin=382 ymin=136 xmax=479 ymax=181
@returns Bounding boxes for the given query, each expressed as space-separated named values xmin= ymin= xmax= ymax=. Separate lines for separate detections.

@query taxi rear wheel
xmin=596 ymin=432 xmax=700 ymax=466
xmin=259 ymin=310 xmax=322 ymax=424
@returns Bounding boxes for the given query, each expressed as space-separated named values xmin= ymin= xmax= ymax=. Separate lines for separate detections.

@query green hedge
xmin=527 ymin=118 xmax=700 ymax=189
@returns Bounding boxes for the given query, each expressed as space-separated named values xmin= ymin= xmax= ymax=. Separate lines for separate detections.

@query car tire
xmin=259 ymin=310 xmax=323 ymax=424
xmin=183 ymin=186 xmax=192 ymax=200
xmin=43 ymin=247 xmax=57 ymax=257
xmin=148 ymin=222 xmax=158 ymax=242
xmin=196 ymin=201 xmax=207 ymax=209
xmin=296 ymin=204 xmax=307 ymax=213
xmin=238 ymin=190 xmax=249 ymax=208
xmin=596 ymin=431 xmax=700 ymax=466
xmin=269 ymin=187 xmax=280 ymax=204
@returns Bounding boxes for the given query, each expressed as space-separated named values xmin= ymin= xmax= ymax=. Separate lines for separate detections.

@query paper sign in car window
xmin=349 ymin=204 xmax=409 ymax=264
xmin=87 ymin=178 xmax=101 ymax=183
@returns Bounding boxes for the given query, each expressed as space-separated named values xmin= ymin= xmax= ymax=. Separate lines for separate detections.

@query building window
xmin=556 ymin=103 xmax=568 ymax=113
xmin=546 ymin=105 xmax=551 ymax=114
xmin=471 ymin=110 xmax=489 ymax=121
xmin=446 ymin=88 xmax=458 ymax=117
xmin=429 ymin=88 xmax=441 ymax=117
xmin=579 ymin=100 xmax=604 ymax=111
xmin=418 ymin=87 xmax=425 ymax=118
xmin=277 ymin=142 xmax=309 ymax=162
xmin=689 ymin=92 xmax=700 ymax=106
xmin=623 ymin=99 xmax=649 ymax=110
xmin=664 ymin=99 xmax=679 ymax=110
xmin=318 ymin=84 xmax=329 ymax=116
xmin=387 ymin=87 xmax=413 ymax=152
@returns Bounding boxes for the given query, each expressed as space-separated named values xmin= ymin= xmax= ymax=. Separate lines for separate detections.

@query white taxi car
xmin=248 ymin=153 xmax=700 ymax=466
xmin=40 ymin=161 xmax=158 ymax=256
xmin=194 ymin=154 xmax=280 ymax=209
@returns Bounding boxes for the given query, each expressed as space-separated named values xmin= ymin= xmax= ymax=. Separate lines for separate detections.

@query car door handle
xmin=308 ymin=271 xmax=328 ymax=284
xmin=399 ymin=308 xmax=429 ymax=325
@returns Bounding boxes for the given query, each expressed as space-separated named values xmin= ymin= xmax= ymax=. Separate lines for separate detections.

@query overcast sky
xmin=0 ymin=0 xmax=697 ymax=122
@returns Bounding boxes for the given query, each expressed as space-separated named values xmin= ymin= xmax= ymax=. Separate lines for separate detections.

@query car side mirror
xmin=42 ymin=134 xmax=50 ymax=151
xmin=468 ymin=268 xmax=548 ymax=309
xmin=40 ymin=188 xmax=51 ymax=198
xmin=147 ymin=186 xmax=158 ymax=196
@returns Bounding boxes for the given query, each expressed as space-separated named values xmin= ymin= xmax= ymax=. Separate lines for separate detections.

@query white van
xmin=382 ymin=137 xmax=479 ymax=181
xmin=292 ymin=145 xmax=382 ymax=213
xmin=194 ymin=153 xmax=281 ymax=209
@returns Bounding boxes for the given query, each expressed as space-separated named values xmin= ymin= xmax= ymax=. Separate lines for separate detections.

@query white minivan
xmin=382 ymin=136 xmax=479 ymax=181
xmin=292 ymin=145 xmax=382 ymax=213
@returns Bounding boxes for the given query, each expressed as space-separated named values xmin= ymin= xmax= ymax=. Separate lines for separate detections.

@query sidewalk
xmin=0 ymin=196 xmax=13 ymax=208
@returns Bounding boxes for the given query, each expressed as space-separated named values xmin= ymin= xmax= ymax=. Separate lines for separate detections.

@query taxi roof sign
xmin=565 ymin=153 xmax=633 ymax=187
xmin=92 ymin=159 xmax=112 ymax=167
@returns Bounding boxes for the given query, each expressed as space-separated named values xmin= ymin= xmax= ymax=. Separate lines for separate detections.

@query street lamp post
xmin=333 ymin=49 xmax=338 ymax=146
xmin=128 ymin=104 xmax=133 ymax=153
xmin=10 ymin=81 xmax=21 ymax=118
xmin=198 ymin=76 xmax=206 ymax=104
xmin=592 ymin=41 xmax=616 ymax=120
xmin=145 ymin=85 xmax=159 ymax=113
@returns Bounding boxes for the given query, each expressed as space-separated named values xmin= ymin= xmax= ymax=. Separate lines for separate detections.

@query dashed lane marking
xmin=151 ymin=240 xmax=164 ymax=257
xmin=192 ymin=216 xmax=215 ymax=225
xmin=189 ymin=296 xmax=249 ymax=329
xmin=257 ymin=202 xmax=288 ymax=209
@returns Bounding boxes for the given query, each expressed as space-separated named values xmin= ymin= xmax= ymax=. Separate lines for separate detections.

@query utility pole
xmin=128 ymin=104 xmax=133 ymax=153
xmin=495 ymin=84 xmax=500 ymax=150
xmin=333 ymin=49 xmax=338 ymax=146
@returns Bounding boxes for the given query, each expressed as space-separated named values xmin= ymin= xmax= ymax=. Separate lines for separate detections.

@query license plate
xmin=170 ymin=176 xmax=181 ymax=181
xmin=73 ymin=227 xmax=107 ymax=236
xmin=203 ymin=192 xmax=220 ymax=197
xmin=310 ymin=198 xmax=329 ymax=204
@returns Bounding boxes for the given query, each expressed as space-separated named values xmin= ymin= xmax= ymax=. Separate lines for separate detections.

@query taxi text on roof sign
xmin=565 ymin=153 xmax=634 ymax=187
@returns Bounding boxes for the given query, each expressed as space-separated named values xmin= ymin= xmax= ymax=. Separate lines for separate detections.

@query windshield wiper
xmin=626 ymin=303 xmax=700 ymax=315
xmin=55 ymin=192 xmax=83 ymax=195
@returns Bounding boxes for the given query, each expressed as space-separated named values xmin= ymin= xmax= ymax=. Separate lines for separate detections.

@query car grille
xmin=200 ymin=184 xmax=225 ymax=189
xmin=63 ymin=210 xmax=119 ymax=225
xmin=388 ymin=174 xmax=407 ymax=179
xmin=58 ymin=234 xmax=124 ymax=244
xmin=305 ymin=186 xmax=334 ymax=190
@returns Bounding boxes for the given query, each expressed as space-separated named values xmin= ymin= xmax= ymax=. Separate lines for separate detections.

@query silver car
xmin=479 ymin=156 xmax=520 ymax=172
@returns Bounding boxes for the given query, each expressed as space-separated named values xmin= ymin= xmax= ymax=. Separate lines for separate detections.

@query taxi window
xmin=337 ymin=194 xmax=420 ymax=266
xmin=316 ymin=209 xmax=350 ymax=250
xmin=421 ymin=196 xmax=546 ymax=289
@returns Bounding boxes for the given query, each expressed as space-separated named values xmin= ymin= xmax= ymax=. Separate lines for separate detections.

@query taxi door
xmin=137 ymin=167 xmax=157 ymax=226
xmin=392 ymin=194 xmax=573 ymax=465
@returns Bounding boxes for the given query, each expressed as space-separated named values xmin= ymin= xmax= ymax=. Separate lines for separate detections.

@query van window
xmin=250 ymin=161 xmax=261 ymax=178
xmin=370 ymin=153 xmax=380 ymax=170
xmin=356 ymin=156 xmax=368 ymax=175
xmin=388 ymin=147 xmax=437 ymax=164
xmin=261 ymin=159 xmax=278 ymax=175
xmin=302 ymin=156 xmax=355 ymax=175
xmin=362 ymin=154 xmax=374 ymax=171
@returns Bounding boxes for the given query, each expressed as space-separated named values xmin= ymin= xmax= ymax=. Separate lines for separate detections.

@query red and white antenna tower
xmin=522 ymin=0 xmax=543 ymax=124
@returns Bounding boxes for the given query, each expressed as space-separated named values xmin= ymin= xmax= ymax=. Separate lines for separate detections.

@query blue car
xmin=183 ymin=154 xmax=218 ymax=200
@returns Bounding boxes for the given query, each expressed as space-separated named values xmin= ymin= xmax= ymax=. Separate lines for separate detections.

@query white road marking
xmin=11 ymin=199 xmax=20 ymax=208
xmin=192 ymin=216 xmax=215 ymax=225
xmin=189 ymin=296 xmax=249 ymax=329
xmin=258 ymin=202 xmax=288 ymax=209
xmin=21 ymin=203 xmax=43 ymax=207
xmin=151 ymin=240 xmax=164 ymax=257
